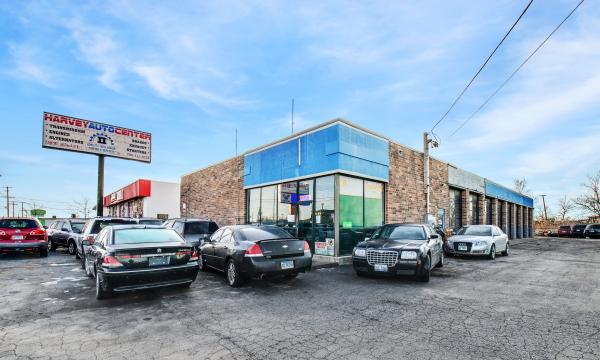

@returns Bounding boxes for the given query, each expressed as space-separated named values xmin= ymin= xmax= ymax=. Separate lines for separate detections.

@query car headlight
xmin=474 ymin=240 xmax=488 ymax=247
xmin=400 ymin=251 xmax=418 ymax=260
xmin=354 ymin=248 xmax=366 ymax=257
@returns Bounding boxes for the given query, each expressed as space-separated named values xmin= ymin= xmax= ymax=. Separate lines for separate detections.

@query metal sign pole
xmin=97 ymin=155 xmax=104 ymax=217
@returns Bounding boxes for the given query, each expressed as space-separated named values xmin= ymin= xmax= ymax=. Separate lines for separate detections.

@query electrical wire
xmin=448 ymin=0 xmax=586 ymax=138
xmin=430 ymin=0 xmax=534 ymax=132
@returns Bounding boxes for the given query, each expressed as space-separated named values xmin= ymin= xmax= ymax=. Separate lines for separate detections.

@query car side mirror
xmin=82 ymin=240 xmax=90 ymax=246
xmin=430 ymin=234 xmax=439 ymax=240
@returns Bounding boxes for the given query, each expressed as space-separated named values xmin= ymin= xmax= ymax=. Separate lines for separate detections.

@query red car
xmin=557 ymin=225 xmax=572 ymax=238
xmin=0 ymin=217 xmax=48 ymax=257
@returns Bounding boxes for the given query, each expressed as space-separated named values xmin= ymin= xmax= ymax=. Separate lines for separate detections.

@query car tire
xmin=226 ymin=259 xmax=244 ymax=287
xmin=502 ymin=242 xmax=510 ymax=256
xmin=417 ymin=255 xmax=431 ymax=283
xmin=40 ymin=247 xmax=48 ymax=258
xmin=488 ymin=244 xmax=496 ymax=260
xmin=96 ymin=273 xmax=110 ymax=300
xmin=81 ymin=253 xmax=86 ymax=269
xmin=68 ymin=240 xmax=76 ymax=255
xmin=48 ymin=238 xmax=57 ymax=251
xmin=198 ymin=254 xmax=207 ymax=272
xmin=435 ymin=252 xmax=444 ymax=268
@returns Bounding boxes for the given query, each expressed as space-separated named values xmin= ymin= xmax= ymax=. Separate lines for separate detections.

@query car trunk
xmin=111 ymin=242 xmax=193 ymax=269
xmin=0 ymin=228 xmax=45 ymax=243
xmin=258 ymin=239 xmax=305 ymax=259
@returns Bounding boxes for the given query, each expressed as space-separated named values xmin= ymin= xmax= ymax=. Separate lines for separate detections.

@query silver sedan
xmin=446 ymin=225 xmax=509 ymax=260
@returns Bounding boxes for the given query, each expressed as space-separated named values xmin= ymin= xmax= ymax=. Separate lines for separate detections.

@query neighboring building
xmin=181 ymin=119 xmax=534 ymax=262
xmin=104 ymin=179 xmax=180 ymax=220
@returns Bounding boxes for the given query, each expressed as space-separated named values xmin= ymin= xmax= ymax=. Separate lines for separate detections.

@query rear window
xmin=113 ymin=228 xmax=184 ymax=244
xmin=0 ymin=219 xmax=40 ymax=229
xmin=236 ymin=227 xmax=294 ymax=241
xmin=90 ymin=219 xmax=137 ymax=234
xmin=138 ymin=219 xmax=163 ymax=225
xmin=573 ymin=225 xmax=587 ymax=230
xmin=559 ymin=226 xmax=571 ymax=230
xmin=71 ymin=222 xmax=85 ymax=233
xmin=184 ymin=221 xmax=210 ymax=235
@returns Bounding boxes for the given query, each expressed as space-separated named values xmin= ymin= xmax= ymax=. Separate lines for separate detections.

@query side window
xmin=220 ymin=229 xmax=233 ymax=244
xmin=208 ymin=222 xmax=219 ymax=234
xmin=56 ymin=221 xmax=63 ymax=230
xmin=50 ymin=222 xmax=58 ymax=230
xmin=164 ymin=220 xmax=173 ymax=228
xmin=173 ymin=221 xmax=184 ymax=234
xmin=95 ymin=230 xmax=107 ymax=248
xmin=210 ymin=228 xmax=224 ymax=242
xmin=495 ymin=227 xmax=502 ymax=236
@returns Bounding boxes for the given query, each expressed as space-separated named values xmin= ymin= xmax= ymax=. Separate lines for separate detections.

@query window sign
xmin=315 ymin=242 xmax=327 ymax=255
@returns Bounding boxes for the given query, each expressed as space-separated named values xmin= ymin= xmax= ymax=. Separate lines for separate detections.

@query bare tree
xmin=556 ymin=195 xmax=575 ymax=220
xmin=73 ymin=198 xmax=93 ymax=219
xmin=513 ymin=178 xmax=530 ymax=195
xmin=574 ymin=171 xmax=600 ymax=217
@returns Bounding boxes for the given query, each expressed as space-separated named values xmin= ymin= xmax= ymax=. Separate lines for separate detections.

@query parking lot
xmin=0 ymin=237 xmax=599 ymax=360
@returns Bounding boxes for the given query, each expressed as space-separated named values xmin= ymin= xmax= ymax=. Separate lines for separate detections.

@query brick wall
xmin=180 ymin=156 xmax=245 ymax=227
xmin=106 ymin=197 xmax=144 ymax=218
xmin=386 ymin=142 xmax=449 ymax=225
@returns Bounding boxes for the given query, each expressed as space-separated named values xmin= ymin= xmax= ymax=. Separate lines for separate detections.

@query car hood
xmin=448 ymin=235 xmax=491 ymax=242
xmin=358 ymin=239 xmax=425 ymax=250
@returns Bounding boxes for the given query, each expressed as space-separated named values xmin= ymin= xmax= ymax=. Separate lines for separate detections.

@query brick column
xmin=517 ymin=205 xmax=523 ymax=238
xmin=524 ymin=207 xmax=529 ymax=238
xmin=491 ymin=198 xmax=499 ymax=226
xmin=478 ymin=195 xmax=486 ymax=225
xmin=502 ymin=202 xmax=509 ymax=236
xmin=510 ymin=204 xmax=516 ymax=239
xmin=461 ymin=190 xmax=470 ymax=226
xmin=529 ymin=207 xmax=534 ymax=237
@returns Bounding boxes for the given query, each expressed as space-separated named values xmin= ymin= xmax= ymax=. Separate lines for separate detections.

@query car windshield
xmin=237 ymin=227 xmax=294 ymax=241
xmin=71 ymin=222 xmax=85 ymax=233
xmin=90 ymin=219 xmax=136 ymax=234
xmin=138 ymin=219 xmax=163 ymax=225
xmin=184 ymin=221 xmax=211 ymax=234
xmin=371 ymin=226 xmax=426 ymax=241
xmin=113 ymin=228 xmax=184 ymax=244
xmin=0 ymin=219 xmax=39 ymax=229
xmin=456 ymin=226 xmax=492 ymax=236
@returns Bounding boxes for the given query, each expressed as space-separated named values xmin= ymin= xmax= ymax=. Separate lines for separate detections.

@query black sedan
xmin=198 ymin=225 xmax=312 ymax=287
xmin=352 ymin=223 xmax=444 ymax=282
xmin=83 ymin=225 xmax=199 ymax=299
xmin=584 ymin=224 xmax=600 ymax=239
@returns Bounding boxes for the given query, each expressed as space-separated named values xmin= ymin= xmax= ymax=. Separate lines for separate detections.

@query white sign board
xmin=42 ymin=112 xmax=151 ymax=163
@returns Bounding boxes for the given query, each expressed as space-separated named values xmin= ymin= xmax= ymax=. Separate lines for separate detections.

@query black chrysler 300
xmin=198 ymin=225 xmax=312 ymax=287
xmin=83 ymin=225 xmax=200 ymax=299
xmin=352 ymin=223 xmax=444 ymax=282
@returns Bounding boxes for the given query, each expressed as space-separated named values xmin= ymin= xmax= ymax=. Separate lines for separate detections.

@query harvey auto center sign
xmin=42 ymin=112 xmax=151 ymax=163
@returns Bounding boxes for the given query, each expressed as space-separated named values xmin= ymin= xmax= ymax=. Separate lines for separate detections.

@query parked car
xmin=558 ymin=225 xmax=572 ymax=238
xmin=83 ymin=225 xmax=199 ymax=299
xmin=352 ymin=223 xmax=444 ymax=282
xmin=46 ymin=219 xmax=86 ymax=254
xmin=76 ymin=217 xmax=137 ymax=268
xmin=198 ymin=225 xmax=312 ymax=287
xmin=163 ymin=218 xmax=219 ymax=249
xmin=446 ymin=225 xmax=509 ymax=260
xmin=571 ymin=224 xmax=587 ymax=238
xmin=583 ymin=224 xmax=600 ymax=239
xmin=0 ymin=217 xmax=48 ymax=257
xmin=135 ymin=218 xmax=164 ymax=225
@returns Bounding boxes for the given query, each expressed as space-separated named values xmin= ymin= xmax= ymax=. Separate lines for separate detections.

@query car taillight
xmin=245 ymin=243 xmax=263 ymax=257
xmin=87 ymin=235 xmax=95 ymax=245
xmin=0 ymin=230 xmax=6 ymax=236
xmin=29 ymin=229 xmax=45 ymax=236
xmin=304 ymin=241 xmax=310 ymax=253
xmin=101 ymin=256 xmax=123 ymax=268
xmin=190 ymin=249 xmax=198 ymax=261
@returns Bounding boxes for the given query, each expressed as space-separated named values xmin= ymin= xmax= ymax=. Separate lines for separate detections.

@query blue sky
xmin=1 ymin=0 xmax=599 ymax=218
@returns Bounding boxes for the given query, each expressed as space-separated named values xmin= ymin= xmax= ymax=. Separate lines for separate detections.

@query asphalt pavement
xmin=1 ymin=237 xmax=599 ymax=360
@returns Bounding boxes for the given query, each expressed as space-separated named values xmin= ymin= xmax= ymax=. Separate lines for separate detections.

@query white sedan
xmin=446 ymin=225 xmax=509 ymax=260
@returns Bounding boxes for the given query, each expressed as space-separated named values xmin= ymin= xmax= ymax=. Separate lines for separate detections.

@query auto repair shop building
xmin=181 ymin=119 xmax=533 ymax=262
xmin=104 ymin=179 xmax=180 ymax=220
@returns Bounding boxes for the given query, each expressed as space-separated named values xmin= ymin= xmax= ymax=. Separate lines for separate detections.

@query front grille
xmin=366 ymin=249 xmax=398 ymax=266
xmin=453 ymin=242 xmax=472 ymax=252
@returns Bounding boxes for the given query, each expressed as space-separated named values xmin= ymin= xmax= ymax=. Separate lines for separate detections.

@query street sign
xmin=30 ymin=209 xmax=46 ymax=217
xmin=42 ymin=112 xmax=151 ymax=163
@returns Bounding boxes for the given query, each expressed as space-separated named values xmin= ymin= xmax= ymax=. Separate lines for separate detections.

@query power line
xmin=449 ymin=0 xmax=586 ymax=138
xmin=430 ymin=0 xmax=534 ymax=132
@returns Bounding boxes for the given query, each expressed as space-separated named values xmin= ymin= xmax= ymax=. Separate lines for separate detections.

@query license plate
xmin=458 ymin=245 xmax=468 ymax=251
xmin=374 ymin=264 xmax=388 ymax=272
xmin=281 ymin=260 xmax=294 ymax=270
xmin=12 ymin=235 xmax=23 ymax=240
xmin=149 ymin=256 xmax=170 ymax=266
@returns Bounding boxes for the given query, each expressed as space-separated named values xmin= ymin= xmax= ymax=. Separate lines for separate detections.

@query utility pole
xmin=11 ymin=201 xmax=16 ymax=217
xmin=423 ymin=133 xmax=438 ymax=224
xmin=20 ymin=202 xmax=24 ymax=217
xmin=540 ymin=194 xmax=548 ymax=220
xmin=97 ymin=155 xmax=104 ymax=217
xmin=4 ymin=186 xmax=10 ymax=217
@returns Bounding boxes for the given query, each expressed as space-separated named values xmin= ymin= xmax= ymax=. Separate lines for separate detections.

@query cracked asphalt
xmin=1 ymin=237 xmax=599 ymax=360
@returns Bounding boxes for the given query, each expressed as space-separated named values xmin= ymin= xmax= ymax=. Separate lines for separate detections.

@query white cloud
xmin=7 ymin=43 xmax=55 ymax=87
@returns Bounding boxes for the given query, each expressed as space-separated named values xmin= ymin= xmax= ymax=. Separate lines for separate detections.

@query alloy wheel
xmin=48 ymin=238 xmax=53 ymax=251
xmin=227 ymin=262 xmax=236 ymax=285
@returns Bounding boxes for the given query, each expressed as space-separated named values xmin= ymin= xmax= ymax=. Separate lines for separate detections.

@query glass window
xmin=184 ymin=221 xmax=210 ymax=235
xmin=339 ymin=176 xmax=364 ymax=256
xmin=297 ymin=180 xmax=314 ymax=244
xmin=313 ymin=176 xmax=335 ymax=254
xmin=485 ymin=198 xmax=492 ymax=225
xmin=371 ymin=225 xmax=426 ymax=241
xmin=113 ymin=228 xmax=184 ymax=244
xmin=248 ymin=188 xmax=261 ymax=224
xmin=173 ymin=221 xmax=184 ymax=234
xmin=236 ymin=226 xmax=294 ymax=241
xmin=456 ymin=225 xmax=492 ymax=236
xmin=364 ymin=180 xmax=383 ymax=228
xmin=71 ymin=222 xmax=85 ymax=233
xmin=210 ymin=228 xmax=224 ymax=242
xmin=208 ymin=222 xmax=219 ymax=233
xmin=449 ymin=189 xmax=462 ymax=231
xmin=260 ymin=185 xmax=277 ymax=225
xmin=89 ymin=219 xmax=136 ymax=234
xmin=219 ymin=229 xmax=233 ymax=243
xmin=277 ymin=182 xmax=297 ymax=234
xmin=0 ymin=219 xmax=40 ymax=229
xmin=470 ymin=194 xmax=479 ymax=225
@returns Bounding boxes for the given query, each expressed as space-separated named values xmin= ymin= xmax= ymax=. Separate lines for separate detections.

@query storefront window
xmin=485 ymin=198 xmax=492 ymax=225
xmin=277 ymin=182 xmax=297 ymax=235
xmin=449 ymin=189 xmax=462 ymax=231
xmin=470 ymin=193 xmax=479 ymax=225
xmin=297 ymin=180 xmax=314 ymax=244
xmin=313 ymin=176 xmax=335 ymax=255
xmin=248 ymin=188 xmax=261 ymax=224
xmin=260 ymin=185 xmax=277 ymax=225
xmin=339 ymin=176 xmax=364 ymax=256
xmin=364 ymin=180 xmax=383 ymax=238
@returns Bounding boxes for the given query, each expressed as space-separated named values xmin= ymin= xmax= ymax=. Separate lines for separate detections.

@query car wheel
xmin=417 ymin=255 xmax=431 ymax=283
xmin=40 ymin=247 xmax=48 ymax=258
xmin=48 ymin=238 xmax=57 ymax=251
xmin=435 ymin=252 xmax=444 ymax=268
xmin=488 ymin=244 xmax=496 ymax=260
xmin=502 ymin=242 xmax=510 ymax=256
xmin=198 ymin=254 xmax=207 ymax=272
xmin=81 ymin=252 xmax=86 ymax=269
xmin=95 ymin=273 xmax=110 ymax=300
xmin=226 ymin=259 xmax=243 ymax=287
xmin=68 ymin=240 xmax=76 ymax=255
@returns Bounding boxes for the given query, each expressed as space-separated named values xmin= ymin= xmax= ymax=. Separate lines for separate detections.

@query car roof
xmin=0 ymin=217 xmax=38 ymax=220
xmin=166 ymin=218 xmax=215 ymax=222
xmin=384 ymin=223 xmax=427 ymax=227
xmin=106 ymin=224 xmax=165 ymax=230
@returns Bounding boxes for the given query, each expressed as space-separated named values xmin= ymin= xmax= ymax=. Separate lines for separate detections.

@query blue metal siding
xmin=484 ymin=180 xmax=534 ymax=208
xmin=243 ymin=124 xmax=389 ymax=187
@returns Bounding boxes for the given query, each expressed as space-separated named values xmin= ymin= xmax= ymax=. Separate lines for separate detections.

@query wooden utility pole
xmin=540 ymin=194 xmax=548 ymax=220
xmin=4 ymin=186 xmax=10 ymax=217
